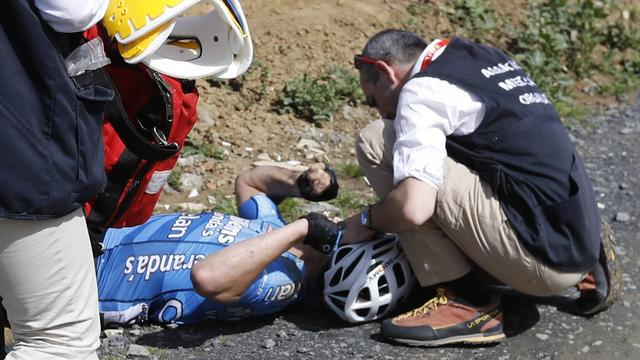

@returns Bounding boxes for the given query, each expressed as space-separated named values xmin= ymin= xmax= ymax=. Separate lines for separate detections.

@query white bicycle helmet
xmin=323 ymin=234 xmax=415 ymax=323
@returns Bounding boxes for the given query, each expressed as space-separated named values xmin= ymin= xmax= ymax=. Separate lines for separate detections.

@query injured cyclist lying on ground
xmin=96 ymin=163 xmax=415 ymax=327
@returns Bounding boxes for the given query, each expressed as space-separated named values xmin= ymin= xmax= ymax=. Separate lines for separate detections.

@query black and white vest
xmin=415 ymin=37 xmax=600 ymax=272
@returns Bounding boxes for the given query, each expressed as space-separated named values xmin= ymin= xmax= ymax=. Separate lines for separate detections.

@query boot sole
xmin=390 ymin=331 xmax=506 ymax=347
xmin=579 ymin=220 xmax=623 ymax=316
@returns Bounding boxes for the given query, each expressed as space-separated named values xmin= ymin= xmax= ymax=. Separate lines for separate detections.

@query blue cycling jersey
xmin=97 ymin=195 xmax=304 ymax=326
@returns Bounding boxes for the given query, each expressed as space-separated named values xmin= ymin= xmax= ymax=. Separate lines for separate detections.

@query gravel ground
xmin=92 ymin=95 xmax=639 ymax=360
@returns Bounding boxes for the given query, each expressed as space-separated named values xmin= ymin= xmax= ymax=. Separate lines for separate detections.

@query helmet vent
xmin=393 ymin=263 xmax=406 ymax=287
xmin=357 ymin=287 xmax=371 ymax=302
xmin=378 ymin=275 xmax=390 ymax=296
xmin=372 ymin=236 xmax=393 ymax=250
xmin=377 ymin=304 xmax=389 ymax=316
xmin=344 ymin=252 xmax=365 ymax=278
xmin=329 ymin=268 xmax=343 ymax=287
xmin=330 ymin=296 xmax=346 ymax=310
xmin=367 ymin=260 xmax=382 ymax=273
xmin=372 ymin=249 xmax=390 ymax=259
xmin=334 ymin=247 xmax=352 ymax=264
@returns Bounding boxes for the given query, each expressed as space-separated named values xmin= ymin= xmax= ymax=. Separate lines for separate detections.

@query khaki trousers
xmin=0 ymin=208 xmax=100 ymax=360
xmin=356 ymin=119 xmax=583 ymax=296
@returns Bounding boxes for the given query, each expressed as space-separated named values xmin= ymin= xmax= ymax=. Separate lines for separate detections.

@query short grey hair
xmin=360 ymin=29 xmax=427 ymax=83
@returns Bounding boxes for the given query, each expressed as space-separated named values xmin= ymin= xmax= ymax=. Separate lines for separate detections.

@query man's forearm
xmin=235 ymin=163 xmax=337 ymax=207
xmin=342 ymin=177 xmax=437 ymax=244
xmin=370 ymin=177 xmax=436 ymax=232
xmin=235 ymin=166 xmax=301 ymax=206
xmin=191 ymin=219 xmax=308 ymax=303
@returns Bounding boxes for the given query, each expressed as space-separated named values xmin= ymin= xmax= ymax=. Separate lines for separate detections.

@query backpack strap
xmin=86 ymin=147 xmax=155 ymax=257
xmin=95 ymin=67 xmax=180 ymax=161
xmin=136 ymin=70 xmax=175 ymax=147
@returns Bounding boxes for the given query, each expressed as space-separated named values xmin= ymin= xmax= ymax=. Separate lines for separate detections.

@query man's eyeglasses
xmin=353 ymin=54 xmax=379 ymax=108
xmin=353 ymin=54 xmax=380 ymax=70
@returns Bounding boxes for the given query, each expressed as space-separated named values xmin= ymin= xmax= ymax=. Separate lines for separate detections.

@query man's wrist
xmin=301 ymin=213 xmax=344 ymax=254
xmin=360 ymin=204 xmax=374 ymax=230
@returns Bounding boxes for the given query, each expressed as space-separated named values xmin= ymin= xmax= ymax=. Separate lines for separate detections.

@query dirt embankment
xmin=163 ymin=0 xmax=473 ymax=208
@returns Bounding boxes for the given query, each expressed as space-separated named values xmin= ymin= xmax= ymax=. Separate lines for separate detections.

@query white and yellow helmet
xmin=102 ymin=0 xmax=252 ymax=79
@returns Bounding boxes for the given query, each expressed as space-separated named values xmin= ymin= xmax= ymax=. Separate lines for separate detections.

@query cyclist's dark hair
xmin=360 ymin=29 xmax=427 ymax=83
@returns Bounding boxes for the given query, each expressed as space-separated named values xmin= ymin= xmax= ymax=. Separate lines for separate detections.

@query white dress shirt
xmin=35 ymin=0 xmax=109 ymax=33
xmin=392 ymin=39 xmax=486 ymax=189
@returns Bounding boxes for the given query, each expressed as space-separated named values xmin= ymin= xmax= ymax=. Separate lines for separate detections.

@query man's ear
xmin=374 ymin=60 xmax=402 ymax=85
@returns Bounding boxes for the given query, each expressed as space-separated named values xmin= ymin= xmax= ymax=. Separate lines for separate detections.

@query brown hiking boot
xmin=574 ymin=221 xmax=623 ymax=316
xmin=380 ymin=288 xmax=505 ymax=347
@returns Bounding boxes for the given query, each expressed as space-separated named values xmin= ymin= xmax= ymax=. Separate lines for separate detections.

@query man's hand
xmin=301 ymin=213 xmax=345 ymax=254
xmin=297 ymin=163 xmax=339 ymax=201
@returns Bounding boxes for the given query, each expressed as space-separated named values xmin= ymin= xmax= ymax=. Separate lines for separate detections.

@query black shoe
xmin=574 ymin=221 xmax=622 ymax=316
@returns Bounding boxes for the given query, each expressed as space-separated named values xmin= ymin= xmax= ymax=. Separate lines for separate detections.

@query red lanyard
xmin=420 ymin=39 xmax=449 ymax=71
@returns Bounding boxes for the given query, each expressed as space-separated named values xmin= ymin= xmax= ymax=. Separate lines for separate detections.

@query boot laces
xmin=397 ymin=288 xmax=449 ymax=319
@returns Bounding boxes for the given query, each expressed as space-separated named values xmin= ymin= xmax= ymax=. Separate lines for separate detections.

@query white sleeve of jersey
xmin=392 ymin=76 xmax=485 ymax=189
xmin=34 ymin=0 xmax=109 ymax=33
